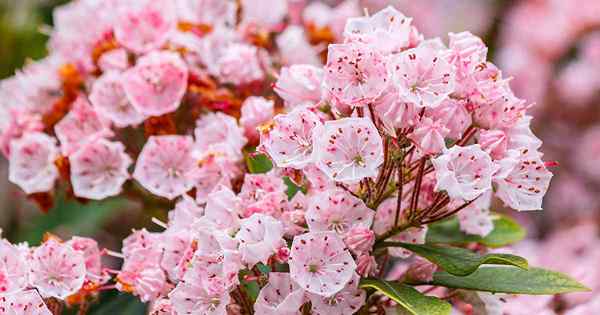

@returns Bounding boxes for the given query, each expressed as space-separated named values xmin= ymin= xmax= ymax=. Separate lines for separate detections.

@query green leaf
xmin=283 ymin=176 xmax=305 ymax=200
xmin=393 ymin=243 xmax=528 ymax=276
xmin=16 ymin=194 xmax=129 ymax=244
xmin=256 ymin=263 xmax=272 ymax=274
xmin=88 ymin=292 xmax=146 ymax=315
xmin=426 ymin=214 xmax=525 ymax=248
xmin=360 ymin=279 xmax=451 ymax=315
xmin=245 ymin=152 xmax=273 ymax=174
xmin=239 ymin=270 xmax=260 ymax=302
xmin=431 ymin=266 xmax=590 ymax=295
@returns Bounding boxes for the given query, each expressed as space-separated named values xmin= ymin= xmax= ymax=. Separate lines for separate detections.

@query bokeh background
xmin=1 ymin=0 xmax=599 ymax=313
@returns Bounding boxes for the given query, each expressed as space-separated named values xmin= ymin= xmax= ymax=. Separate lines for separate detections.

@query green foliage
xmin=283 ymin=176 xmax=305 ymax=199
xmin=245 ymin=152 xmax=273 ymax=174
xmin=392 ymin=243 xmax=528 ymax=276
xmin=432 ymin=266 xmax=590 ymax=295
xmin=360 ymin=279 xmax=451 ymax=315
xmin=16 ymin=194 xmax=129 ymax=244
xmin=87 ymin=293 xmax=146 ymax=315
xmin=426 ymin=214 xmax=526 ymax=248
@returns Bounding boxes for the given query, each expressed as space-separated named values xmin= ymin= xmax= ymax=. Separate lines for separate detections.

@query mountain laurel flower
xmin=261 ymin=107 xmax=322 ymax=169
xmin=217 ymin=43 xmax=264 ymax=86
xmin=425 ymin=98 xmax=472 ymax=139
xmin=456 ymin=191 xmax=494 ymax=237
xmin=0 ymin=239 xmax=29 ymax=294
xmin=114 ymin=0 xmax=177 ymax=53
xmin=133 ymin=135 xmax=197 ymax=200
xmin=344 ymin=6 xmax=412 ymax=54
xmin=408 ymin=117 xmax=450 ymax=155
xmin=70 ymin=139 xmax=132 ymax=200
xmin=343 ymin=226 xmax=375 ymax=255
xmin=432 ymin=144 xmax=496 ymax=201
xmin=89 ymin=71 xmax=146 ymax=128
xmin=307 ymin=274 xmax=365 ymax=315
xmin=254 ymin=272 xmax=305 ymax=315
xmin=54 ymin=97 xmax=112 ymax=156
xmin=313 ymin=117 xmax=384 ymax=183
xmin=495 ymin=149 xmax=553 ymax=211
xmin=239 ymin=96 xmax=274 ymax=142
xmin=29 ymin=239 xmax=86 ymax=299
xmin=0 ymin=290 xmax=52 ymax=315
xmin=194 ymin=112 xmax=247 ymax=160
xmin=289 ymin=231 xmax=356 ymax=296
xmin=324 ymin=42 xmax=388 ymax=107
xmin=8 ymin=132 xmax=59 ymax=194
xmin=236 ymin=213 xmax=285 ymax=268
xmin=389 ymin=44 xmax=455 ymax=108
xmin=122 ymin=51 xmax=188 ymax=117
xmin=305 ymin=188 xmax=374 ymax=236
xmin=356 ymin=254 xmax=378 ymax=278
xmin=274 ymin=64 xmax=324 ymax=108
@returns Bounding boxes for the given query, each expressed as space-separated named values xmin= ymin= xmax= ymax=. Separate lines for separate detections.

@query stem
xmin=421 ymin=198 xmax=477 ymax=224
xmin=408 ymin=158 xmax=426 ymax=221
xmin=393 ymin=161 xmax=403 ymax=227
xmin=374 ymin=221 xmax=414 ymax=248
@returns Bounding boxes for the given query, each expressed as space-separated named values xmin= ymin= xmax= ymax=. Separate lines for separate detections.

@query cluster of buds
xmin=0 ymin=1 xmax=556 ymax=314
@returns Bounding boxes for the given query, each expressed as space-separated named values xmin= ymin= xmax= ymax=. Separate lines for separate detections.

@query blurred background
xmin=1 ymin=0 xmax=599 ymax=313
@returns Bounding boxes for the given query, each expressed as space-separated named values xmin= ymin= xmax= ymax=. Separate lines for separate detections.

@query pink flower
xmin=375 ymin=88 xmax=419 ymax=133
xmin=89 ymin=71 xmax=146 ymax=128
xmin=217 ymin=43 xmax=264 ymax=86
xmin=276 ymin=26 xmax=322 ymax=66
xmin=305 ymin=188 xmax=374 ymax=236
xmin=472 ymin=84 xmax=528 ymax=130
xmin=8 ymin=132 xmax=59 ymax=194
xmin=122 ymin=229 xmax=163 ymax=263
xmin=448 ymin=32 xmax=488 ymax=79
xmin=389 ymin=45 xmax=455 ymax=108
xmin=240 ymin=96 xmax=274 ymax=142
xmin=274 ymin=65 xmax=324 ymax=108
xmin=239 ymin=173 xmax=287 ymax=205
xmin=408 ymin=117 xmax=449 ymax=155
xmin=0 ymin=290 xmax=52 ymax=315
xmin=240 ymin=0 xmax=287 ymax=30
xmin=149 ymin=298 xmax=174 ymax=315
xmin=344 ymin=6 xmax=412 ymax=54
xmin=0 ymin=107 xmax=43 ymax=157
xmin=133 ymin=135 xmax=197 ymax=200
xmin=390 ymin=226 xmax=428 ymax=259
xmin=66 ymin=236 xmax=108 ymax=285
xmin=122 ymin=51 xmax=188 ymax=117
xmin=307 ymin=274 xmax=365 ymax=314
xmin=97 ymin=48 xmax=129 ymax=73
xmin=117 ymin=256 xmax=167 ymax=303
xmin=54 ymin=97 xmax=112 ymax=155
xmin=114 ymin=0 xmax=177 ymax=53
xmin=160 ymin=228 xmax=195 ymax=282
xmin=344 ymin=227 xmax=375 ymax=255
xmin=289 ymin=231 xmax=356 ymax=296
xmin=494 ymin=149 xmax=552 ymax=211
xmin=168 ymin=275 xmax=230 ymax=315
xmin=324 ymin=42 xmax=388 ymax=106
xmin=254 ymin=272 xmax=305 ymax=315
xmin=313 ymin=117 xmax=384 ymax=183
xmin=261 ymin=107 xmax=322 ymax=169
xmin=479 ymin=129 xmax=508 ymax=160
xmin=0 ymin=239 xmax=28 ymax=294
xmin=202 ymin=185 xmax=243 ymax=234
xmin=194 ymin=112 xmax=247 ymax=160
xmin=456 ymin=191 xmax=494 ymax=237
xmin=425 ymin=99 xmax=472 ymax=139
xmin=29 ymin=239 xmax=86 ymax=299
xmin=236 ymin=213 xmax=285 ymax=267
xmin=70 ymin=139 xmax=131 ymax=200
xmin=373 ymin=197 xmax=427 ymax=258
xmin=405 ymin=256 xmax=437 ymax=283
xmin=303 ymin=163 xmax=335 ymax=191
xmin=431 ymin=144 xmax=495 ymax=201
xmin=174 ymin=0 xmax=236 ymax=27
xmin=167 ymin=195 xmax=205 ymax=230
xmin=194 ymin=150 xmax=240 ymax=203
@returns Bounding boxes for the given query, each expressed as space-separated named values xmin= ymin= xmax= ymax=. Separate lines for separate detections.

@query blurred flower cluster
xmin=0 ymin=1 xmax=592 ymax=315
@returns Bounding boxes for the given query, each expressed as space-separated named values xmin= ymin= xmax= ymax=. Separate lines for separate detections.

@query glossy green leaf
xmin=360 ymin=279 xmax=451 ymax=315
xmin=256 ymin=263 xmax=272 ymax=274
xmin=432 ymin=266 xmax=590 ymax=295
xmin=246 ymin=152 xmax=273 ymax=174
xmin=426 ymin=214 xmax=525 ymax=248
xmin=392 ymin=243 xmax=528 ymax=276
xmin=283 ymin=176 xmax=305 ymax=200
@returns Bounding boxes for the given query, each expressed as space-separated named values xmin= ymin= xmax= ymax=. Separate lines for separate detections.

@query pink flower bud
xmin=405 ymin=257 xmax=437 ymax=283
xmin=344 ymin=227 xmax=375 ymax=255
xmin=356 ymin=254 xmax=378 ymax=277
xmin=275 ymin=246 xmax=291 ymax=263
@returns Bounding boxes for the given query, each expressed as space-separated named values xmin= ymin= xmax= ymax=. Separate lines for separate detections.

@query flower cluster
xmin=0 ymin=1 xmax=564 ymax=314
